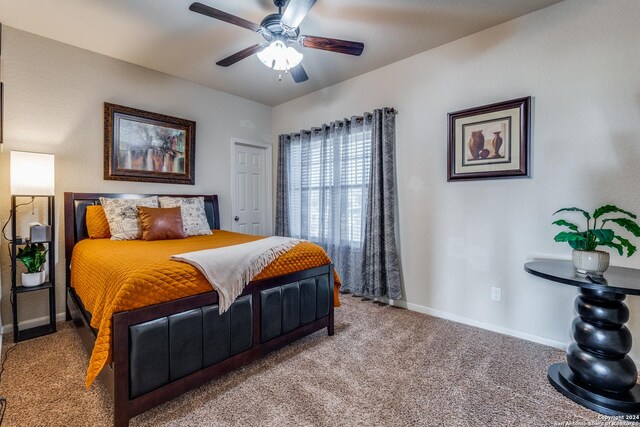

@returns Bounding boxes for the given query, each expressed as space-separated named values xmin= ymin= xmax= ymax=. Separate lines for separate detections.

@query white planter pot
xmin=572 ymin=250 xmax=610 ymax=275
xmin=21 ymin=271 xmax=46 ymax=287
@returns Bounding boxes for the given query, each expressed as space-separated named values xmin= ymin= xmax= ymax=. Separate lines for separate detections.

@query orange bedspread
xmin=71 ymin=230 xmax=341 ymax=387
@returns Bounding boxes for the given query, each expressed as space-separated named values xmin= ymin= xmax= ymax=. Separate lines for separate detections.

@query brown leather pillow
xmin=137 ymin=206 xmax=185 ymax=241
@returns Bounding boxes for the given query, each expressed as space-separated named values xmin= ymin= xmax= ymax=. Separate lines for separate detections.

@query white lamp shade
xmin=10 ymin=151 xmax=55 ymax=196
xmin=257 ymin=40 xmax=303 ymax=71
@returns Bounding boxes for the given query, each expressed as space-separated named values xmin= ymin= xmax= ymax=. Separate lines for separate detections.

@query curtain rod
xmin=283 ymin=107 xmax=397 ymax=139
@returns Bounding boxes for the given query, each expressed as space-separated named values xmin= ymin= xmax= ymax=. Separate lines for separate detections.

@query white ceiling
xmin=0 ymin=0 xmax=562 ymax=106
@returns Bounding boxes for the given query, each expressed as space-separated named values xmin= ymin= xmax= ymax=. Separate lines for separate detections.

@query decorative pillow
xmin=99 ymin=196 xmax=159 ymax=240
xmin=158 ymin=196 xmax=212 ymax=237
xmin=137 ymin=206 xmax=185 ymax=241
xmin=86 ymin=205 xmax=111 ymax=239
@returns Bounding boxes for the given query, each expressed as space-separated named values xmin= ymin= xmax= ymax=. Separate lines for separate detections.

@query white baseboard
xmin=3 ymin=302 xmax=638 ymax=365
xmin=1 ymin=312 xmax=67 ymax=334
xmin=378 ymin=298 xmax=640 ymax=365
xmin=373 ymin=297 xmax=569 ymax=351
xmin=6 ymin=301 xmax=565 ymax=351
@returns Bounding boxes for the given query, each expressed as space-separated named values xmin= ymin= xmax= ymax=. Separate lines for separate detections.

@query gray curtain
xmin=361 ymin=108 xmax=401 ymax=299
xmin=275 ymin=108 xmax=400 ymax=299
xmin=275 ymin=134 xmax=290 ymax=236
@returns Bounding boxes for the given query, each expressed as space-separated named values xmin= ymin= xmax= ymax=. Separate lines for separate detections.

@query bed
xmin=64 ymin=192 xmax=337 ymax=427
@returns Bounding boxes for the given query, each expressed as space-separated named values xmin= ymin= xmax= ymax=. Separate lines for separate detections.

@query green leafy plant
xmin=16 ymin=243 xmax=48 ymax=273
xmin=553 ymin=205 xmax=640 ymax=257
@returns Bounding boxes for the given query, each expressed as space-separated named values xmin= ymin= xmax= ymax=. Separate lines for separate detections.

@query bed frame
xmin=64 ymin=192 xmax=335 ymax=427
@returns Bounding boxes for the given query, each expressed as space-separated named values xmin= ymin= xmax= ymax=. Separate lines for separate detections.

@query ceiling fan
xmin=189 ymin=0 xmax=365 ymax=83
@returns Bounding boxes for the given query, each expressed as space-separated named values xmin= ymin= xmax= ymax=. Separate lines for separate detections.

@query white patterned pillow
xmin=99 ymin=196 xmax=159 ymax=240
xmin=158 ymin=196 xmax=212 ymax=237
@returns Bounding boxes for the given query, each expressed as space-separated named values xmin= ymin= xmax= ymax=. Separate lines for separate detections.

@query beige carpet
xmin=0 ymin=296 xmax=605 ymax=426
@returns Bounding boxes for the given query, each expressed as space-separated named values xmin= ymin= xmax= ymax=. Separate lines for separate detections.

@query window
xmin=287 ymin=121 xmax=372 ymax=248
xmin=277 ymin=108 xmax=400 ymax=298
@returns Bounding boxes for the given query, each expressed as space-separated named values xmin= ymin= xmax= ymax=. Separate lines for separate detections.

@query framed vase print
xmin=104 ymin=103 xmax=196 ymax=185
xmin=447 ymin=96 xmax=531 ymax=181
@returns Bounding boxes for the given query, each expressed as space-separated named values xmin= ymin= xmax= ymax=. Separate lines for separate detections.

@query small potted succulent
xmin=553 ymin=205 xmax=640 ymax=275
xmin=16 ymin=242 xmax=48 ymax=287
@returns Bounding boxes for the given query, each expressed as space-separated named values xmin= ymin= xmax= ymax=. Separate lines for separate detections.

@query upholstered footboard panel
xmin=129 ymin=295 xmax=252 ymax=398
xmin=129 ymin=274 xmax=330 ymax=399
xmin=260 ymin=275 xmax=331 ymax=343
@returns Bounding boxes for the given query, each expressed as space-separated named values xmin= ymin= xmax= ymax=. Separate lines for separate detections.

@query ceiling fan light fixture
xmin=257 ymin=40 xmax=303 ymax=71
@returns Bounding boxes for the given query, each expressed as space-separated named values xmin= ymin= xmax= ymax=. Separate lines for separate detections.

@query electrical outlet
xmin=491 ymin=287 xmax=502 ymax=301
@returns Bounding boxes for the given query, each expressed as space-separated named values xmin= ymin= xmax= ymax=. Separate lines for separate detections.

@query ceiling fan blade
xmin=216 ymin=44 xmax=265 ymax=67
xmin=189 ymin=2 xmax=261 ymax=32
xmin=290 ymin=64 xmax=309 ymax=83
xmin=301 ymin=35 xmax=364 ymax=56
xmin=281 ymin=0 xmax=317 ymax=30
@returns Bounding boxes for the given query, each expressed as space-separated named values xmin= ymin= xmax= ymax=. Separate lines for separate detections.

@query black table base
xmin=553 ymin=287 xmax=640 ymax=416
xmin=548 ymin=363 xmax=640 ymax=415
xmin=525 ymin=261 xmax=640 ymax=417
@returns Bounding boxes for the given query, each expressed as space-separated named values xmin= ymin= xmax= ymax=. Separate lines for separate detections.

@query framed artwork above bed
xmin=104 ymin=103 xmax=196 ymax=185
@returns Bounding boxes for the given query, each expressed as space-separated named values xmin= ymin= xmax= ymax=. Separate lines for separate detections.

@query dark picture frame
xmin=104 ymin=103 xmax=196 ymax=185
xmin=447 ymin=96 xmax=531 ymax=181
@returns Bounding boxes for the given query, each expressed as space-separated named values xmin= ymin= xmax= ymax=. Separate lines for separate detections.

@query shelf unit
xmin=10 ymin=195 xmax=56 ymax=342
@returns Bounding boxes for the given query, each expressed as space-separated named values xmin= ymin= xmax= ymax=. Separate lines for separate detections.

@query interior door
xmin=233 ymin=143 xmax=266 ymax=235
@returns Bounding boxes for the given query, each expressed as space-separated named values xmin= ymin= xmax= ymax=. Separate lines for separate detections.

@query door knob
xmin=234 ymin=216 xmax=239 ymax=222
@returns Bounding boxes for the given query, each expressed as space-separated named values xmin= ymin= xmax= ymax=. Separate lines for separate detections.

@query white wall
xmin=273 ymin=0 xmax=640 ymax=357
xmin=0 ymin=27 xmax=272 ymax=327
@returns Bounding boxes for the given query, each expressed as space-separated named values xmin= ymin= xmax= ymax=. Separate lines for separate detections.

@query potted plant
xmin=553 ymin=205 xmax=640 ymax=275
xmin=16 ymin=242 xmax=48 ymax=287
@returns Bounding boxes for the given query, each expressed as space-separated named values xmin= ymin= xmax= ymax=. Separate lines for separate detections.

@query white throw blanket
xmin=171 ymin=236 xmax=301 ymax=313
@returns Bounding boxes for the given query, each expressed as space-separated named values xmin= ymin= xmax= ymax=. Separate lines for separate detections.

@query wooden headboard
xmin=63 ymin=192 xmax=220 ymax=286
